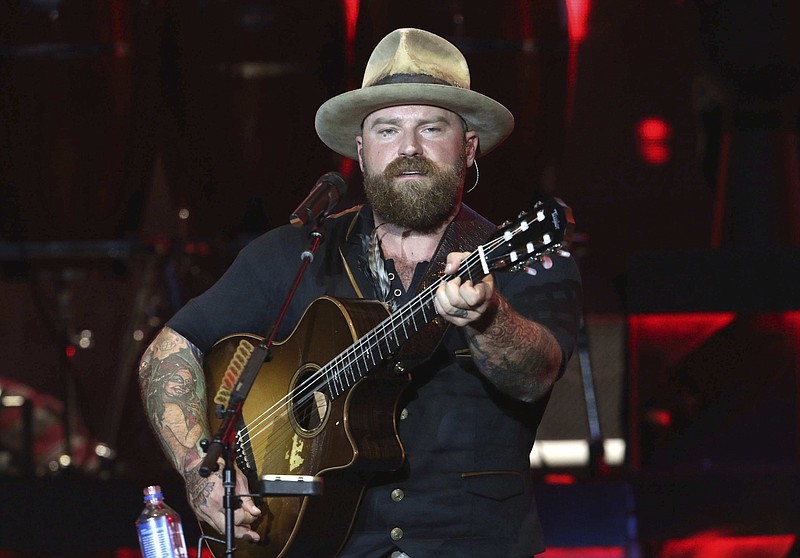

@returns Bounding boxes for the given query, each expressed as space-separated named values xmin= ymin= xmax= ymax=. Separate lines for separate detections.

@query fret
xmin=381 ymin=317 xmax=393 ymax=348
xmin=400 ymin=313 xmax=409 ymax=340
xmin=390 ymin=319 xmax=402 ymax=348
xmin=326 ymin=367 xmax=340 ymax=399
xmin=419 ymin=301 xmax=429 ymax=322
xmin=353 ymin=355 xmax=366 ymax=379
xmin=334 ymin=363 xmax=346 ymax=394
xmin=342 ymin=350 xmax=356 ymax=387
xmin=380 ymin=336 xmax=395 ymax=358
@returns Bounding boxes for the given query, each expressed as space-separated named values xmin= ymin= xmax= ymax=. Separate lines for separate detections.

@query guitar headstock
xmin=485 ymin=197 xmax=574 ymax=273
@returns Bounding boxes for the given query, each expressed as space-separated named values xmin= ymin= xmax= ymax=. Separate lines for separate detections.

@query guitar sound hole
xmin=289 ymin=365 xmax=330 ymax=436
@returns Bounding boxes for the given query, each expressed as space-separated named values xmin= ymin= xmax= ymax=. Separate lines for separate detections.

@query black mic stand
xmin=197 ymin=220 xmax=327 ymax=558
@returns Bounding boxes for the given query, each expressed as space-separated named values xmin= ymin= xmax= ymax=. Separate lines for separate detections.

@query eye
xmin=378 ymin=128 xmax=398 ymax=137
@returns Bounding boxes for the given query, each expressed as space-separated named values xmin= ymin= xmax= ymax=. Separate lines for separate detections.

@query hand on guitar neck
xmin=433 ymin=251 xmax=498 ymax=328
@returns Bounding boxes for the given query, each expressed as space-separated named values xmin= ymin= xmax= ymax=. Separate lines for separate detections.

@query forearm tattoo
xmin=467 ymin=296 xmax=560 ymax=402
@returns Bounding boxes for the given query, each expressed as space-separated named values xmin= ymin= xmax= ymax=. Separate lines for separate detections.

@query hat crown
xmin=315 ymin=28 xmax=513 ymax=160
xmin=362 ymin=28 xmax=471 ymax=90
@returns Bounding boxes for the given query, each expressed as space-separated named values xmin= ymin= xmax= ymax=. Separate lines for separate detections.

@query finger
xmin=235 ymin=506 xmax=258 ymax=525
xmin=239 ymin=495 xmax=262 ymax=516
xmin=206 ymin=508 xmax=261 ymax=542
xmin=236 ymin=524 xmax=261 ymax=542
xmin=457 ymin=281 xmax=482 ymax=307
xmin=460 ymin=278 xmax=494 ymax=308
xmin=440 ymin=278 xmax=482 ymax=313
xmin=440 ymin=276 xmax=465 ymax=306
xmin=434 ymin=293 xmax=472 ymax=327
xmin=232 ymin=465 xmax=261 ymax=517
xmin=444 ymin=251 xmax=469 ymax=274
xmin=233 ymin=508 xmax=261 ymax=542
xmin=433 ymin=288 xmax=460 ymax=319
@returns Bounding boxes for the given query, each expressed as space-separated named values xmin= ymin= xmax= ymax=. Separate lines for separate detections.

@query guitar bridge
xmin=235 ymin=426 xmax=256 ymax=475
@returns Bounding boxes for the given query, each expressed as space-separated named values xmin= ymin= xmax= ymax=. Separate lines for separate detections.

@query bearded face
xmin=363 ymin=149 xmax=467 ymax=233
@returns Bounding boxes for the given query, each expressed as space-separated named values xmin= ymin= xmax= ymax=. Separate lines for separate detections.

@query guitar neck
xmin=322 ymin=248 xmax=490 ymax=400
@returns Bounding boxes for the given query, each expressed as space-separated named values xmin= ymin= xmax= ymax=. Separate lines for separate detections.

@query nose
xmin=399 ymin=131 xmax=422 ymax=157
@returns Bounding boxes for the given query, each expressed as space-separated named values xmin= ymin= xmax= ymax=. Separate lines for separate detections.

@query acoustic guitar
xmin=201 ymin=198 xmax=573 ymax=557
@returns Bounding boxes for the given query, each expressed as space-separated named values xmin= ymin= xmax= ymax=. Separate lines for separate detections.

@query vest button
xmin=393 ymin=288 xmax=403 ymax=297
xmin=390 ymin=527 xmax=404 ymax=541
xmin=399 ymin=408 xmax=409 ymax=420
xmin=391 ymin=488 xmax=405 ymax=502
xmin=387 ymin=272 xmax=395 ymax=281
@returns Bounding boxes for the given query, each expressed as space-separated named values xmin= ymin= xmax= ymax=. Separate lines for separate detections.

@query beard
xmin=363 ymin=151 xmax=467 ymax=233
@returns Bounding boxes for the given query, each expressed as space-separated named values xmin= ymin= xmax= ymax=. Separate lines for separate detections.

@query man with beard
xmin=138 ymin=28 xmax=582 ymax=558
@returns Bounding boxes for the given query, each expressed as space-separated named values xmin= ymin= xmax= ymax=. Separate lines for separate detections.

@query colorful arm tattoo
xmin=138 ymin=327 xmax=209 ymax=473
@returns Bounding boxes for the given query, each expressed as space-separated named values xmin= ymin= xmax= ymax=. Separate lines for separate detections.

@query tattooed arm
xmin=138 ymin=326 xmax=262 ymax=541
xmin=434 ymin=253 xmax=562 ymax=403
xmin=465 ymin=294 xmax=561 ymax=403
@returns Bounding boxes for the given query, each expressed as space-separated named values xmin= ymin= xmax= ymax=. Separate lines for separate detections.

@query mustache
xmin=384 ymin=157 xmax=438 ymax=176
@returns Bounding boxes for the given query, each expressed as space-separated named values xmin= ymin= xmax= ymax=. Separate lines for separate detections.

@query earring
xmin=466 ymin=159 xmax=480 ymax=193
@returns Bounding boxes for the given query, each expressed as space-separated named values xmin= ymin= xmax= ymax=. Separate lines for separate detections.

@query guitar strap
xmin=393 ymin=204 xmax=497 ymax=368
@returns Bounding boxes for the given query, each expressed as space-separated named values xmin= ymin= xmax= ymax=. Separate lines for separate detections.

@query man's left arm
xmin=434 ymin=252 xmax=564 ymax=403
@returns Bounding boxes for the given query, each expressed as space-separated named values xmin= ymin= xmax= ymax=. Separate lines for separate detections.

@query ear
xmin=465 ymin=131 xmax=479 ymax=168
xmin=356 ymin=136 xmax=365 ymax=172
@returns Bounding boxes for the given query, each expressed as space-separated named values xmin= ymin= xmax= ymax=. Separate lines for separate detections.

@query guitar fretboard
xmin=321 ymin=252 xmax=488 ymax=400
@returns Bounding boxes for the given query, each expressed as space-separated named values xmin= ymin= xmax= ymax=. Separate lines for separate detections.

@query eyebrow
xmin=367 ymin=115 xmax=452 ymax=129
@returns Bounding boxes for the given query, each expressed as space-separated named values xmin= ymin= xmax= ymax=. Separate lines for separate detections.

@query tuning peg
xmin=557 ymin=249 xmax=571 ymax=258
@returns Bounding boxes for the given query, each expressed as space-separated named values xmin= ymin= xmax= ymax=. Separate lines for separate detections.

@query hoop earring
xmin=466 ymin=159 xmax=479 ymax=193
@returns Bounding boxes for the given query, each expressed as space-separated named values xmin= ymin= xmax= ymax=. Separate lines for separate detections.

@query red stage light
xmin=343 ymin=0 xmax=360 ymax=67
xmin=636 ymin=117 xmax=672 ymax=165
xmin=637 ymin=117 xmax=671 ymax=142
xmin=544 ymin=473 xmax=577 ymax=485
xmin=639 ymin=142 xmax=670 ymax=165
xmin=645 ymin=408 xmax=672 ymax=428
xmin=566 ymin=0 xmax=592 ymax=44
xmin=660 ymin=533 xmax=796 ymax=558
xmin=564 ymin=0 xmax=592 ymax=123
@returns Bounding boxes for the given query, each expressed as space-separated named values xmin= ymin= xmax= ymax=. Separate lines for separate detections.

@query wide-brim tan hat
xmin=315 ymin=28 xmax=515 ymax=160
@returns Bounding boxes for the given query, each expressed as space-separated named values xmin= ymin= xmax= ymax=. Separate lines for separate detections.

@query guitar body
xmin=201 ymin=296 xmax=409 ymax=558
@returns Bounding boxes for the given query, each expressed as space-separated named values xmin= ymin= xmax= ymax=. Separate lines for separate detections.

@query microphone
xmin=290 ymin=171 xmax=348 ymax=228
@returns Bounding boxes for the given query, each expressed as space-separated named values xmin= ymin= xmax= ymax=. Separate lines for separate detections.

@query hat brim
xmin=315 ymin=83 xmax=515 ymax=160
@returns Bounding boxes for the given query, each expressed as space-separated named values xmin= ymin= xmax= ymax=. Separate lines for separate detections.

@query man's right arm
xmin=138 ymin=326 xmax=261 ymax=541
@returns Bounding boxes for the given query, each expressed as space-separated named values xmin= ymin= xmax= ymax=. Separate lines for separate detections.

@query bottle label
xmin=138 ymin=517 xmax=177 ymax=558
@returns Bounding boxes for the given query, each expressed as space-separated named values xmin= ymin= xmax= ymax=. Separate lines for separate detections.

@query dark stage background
xmin=1 ymin=1 xmax=799 ymax=557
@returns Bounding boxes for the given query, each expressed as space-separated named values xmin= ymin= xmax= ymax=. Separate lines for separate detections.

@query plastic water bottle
xmin=135 ymin=485 xmax=189 ymax=558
